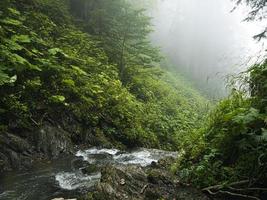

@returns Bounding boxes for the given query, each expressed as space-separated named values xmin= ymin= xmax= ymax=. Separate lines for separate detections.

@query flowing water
xmin=0 ymin=147 xmax=177 ymax=200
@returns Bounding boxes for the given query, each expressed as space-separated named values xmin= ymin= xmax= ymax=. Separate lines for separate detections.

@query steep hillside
xmin=0 ymin=0 xmax=207 ymax=171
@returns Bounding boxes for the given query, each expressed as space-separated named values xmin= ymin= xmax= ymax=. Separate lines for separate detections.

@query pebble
xmin=120 ymin=178 xmax=126 ymax=185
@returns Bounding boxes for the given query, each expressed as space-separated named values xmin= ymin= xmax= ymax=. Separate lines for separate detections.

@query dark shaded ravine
xmin=0 ymin=147 xmax=178 ymax=200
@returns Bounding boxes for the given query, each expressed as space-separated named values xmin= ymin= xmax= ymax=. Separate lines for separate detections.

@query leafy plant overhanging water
xmin=0 ymin=0 xmax=266 ymax=200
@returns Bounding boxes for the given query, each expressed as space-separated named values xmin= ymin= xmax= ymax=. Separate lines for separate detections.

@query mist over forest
xmin=143 ymin=0 xmax=265 ymax=98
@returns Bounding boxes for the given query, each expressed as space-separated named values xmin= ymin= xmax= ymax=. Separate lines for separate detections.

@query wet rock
xmin=144 ymin=188 xmax=161 ymax=200
xmin=147 ymin=169 xmax=173 ymax=185
xmin=33 ymin=124 xmax=73 ymax=158
xmin=150 ymin=161 xmax=158 ymax=168
xmin=95 ymin=182 xmax=116 ymax=198
xmin=0 ymin=132 xmax=33 ymax=171
xmin=71 ymin=157 xmax=88 ymax=170
xmin=87 ymin=165 xmax=146 ymax=199
xmin=85 ymin=158 xmax=209 ymax=200
xmin=90 ymin=153 xmax=113 ymax=160
xmin=0 ymin=123 xmax=74 ymax=172
xmin=51 ymin=198 xmax=77 ymax=200
xmin=81 ymin=164 xmax=98 ymax=175
xmin=0 ymin=132 xmax=31 ymax=153
xmin=0 ymin=152 xmax=10 ymax=171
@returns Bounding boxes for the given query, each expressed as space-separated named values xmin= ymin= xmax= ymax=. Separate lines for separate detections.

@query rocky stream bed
xmin=0 ymin=147 xmax=210 ymax=200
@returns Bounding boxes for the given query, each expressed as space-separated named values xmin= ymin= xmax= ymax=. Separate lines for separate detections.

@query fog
xmin=145 ymin=0 xmax=265 ymax=98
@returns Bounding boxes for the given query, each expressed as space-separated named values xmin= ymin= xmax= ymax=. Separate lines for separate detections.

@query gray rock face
xmin=0 ymin=123 xmax=73 ymax=172
xmin=33 ymin=124 xmax=73 ymax=158
xmin=0 ymin=132 xmax=33 ymax=171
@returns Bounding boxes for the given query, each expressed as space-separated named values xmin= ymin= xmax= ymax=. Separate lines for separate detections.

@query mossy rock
xmin=147 ymin=169 xmax=173 ymax=185
xmin=144 ymin=189 xmax=161 ymax=199
xmin=81 ymin=164 xmax=98 ymax=175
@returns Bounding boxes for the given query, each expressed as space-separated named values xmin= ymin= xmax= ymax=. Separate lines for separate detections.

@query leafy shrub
xmin=176 ymin=61 xmax=267 ymax=189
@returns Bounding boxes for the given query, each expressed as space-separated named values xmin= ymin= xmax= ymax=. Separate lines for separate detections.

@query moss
xmin=81 ymin=164 xmax=98 ymax=175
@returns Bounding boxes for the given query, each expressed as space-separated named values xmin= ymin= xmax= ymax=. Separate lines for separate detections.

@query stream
xmin=0 ymin=147 xmax=177 ymax=200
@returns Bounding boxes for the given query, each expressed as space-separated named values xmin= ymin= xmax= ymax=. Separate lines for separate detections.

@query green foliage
xmin=0 ymin=0 xmax=207 ymax=149
xmin=125 ymin=66 xmax=208 ymax=149
xmin=176 ymin=61 xmax=267 ymax=189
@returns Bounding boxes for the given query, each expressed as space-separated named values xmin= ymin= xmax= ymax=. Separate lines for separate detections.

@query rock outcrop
xmin=0 ymin=123 xmax=74 ymax=172
xmin=0 ymin=132 xmax=33 ymax=171
xmin=33 ymin=124 xmax=73 ymax=158
xmin=84 ymin=157 xmax=209 ymax=200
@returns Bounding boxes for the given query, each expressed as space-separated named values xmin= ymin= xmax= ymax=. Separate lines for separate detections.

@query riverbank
xmin=0 ymin=121 xmax=118 ymax=173
xmin=83 ymin=157 xmax=209 ymax=200
xmin=0 ymin=147 xmax=210 ymax=200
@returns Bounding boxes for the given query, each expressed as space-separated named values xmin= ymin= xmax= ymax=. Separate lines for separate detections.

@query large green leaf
xmin=0 ymin=70 xmax=16 ymax=86
xmin=0 ymin=70 xmax=10 ymax=86
xmin=7 ymin=8 xmax=21 ymax=16
xmin=12 ymin=35 xmax=31 ymax=43
xmin=0 ymin=18 xmax=22 ymax=26
xmin=50 ymin=95 xmax=66 ymax=103
xmin=71 ymin=65 xmax=87 ymax=75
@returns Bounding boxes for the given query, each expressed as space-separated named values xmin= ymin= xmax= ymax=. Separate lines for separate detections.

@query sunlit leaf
xmin=1 ymin=18 xmax=22 ymax=26
xmin=50 ymin=95 xmax=66 ymax=103
xmin=71 ymin=65 xmax=87 ymax=75
xmin=7 ymin=8 xmax=20 ymax=15
xmin=12 ymin=35 xmax=31 ymax=43
xmin=9 ymin=75 xmax=17 ymax=83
